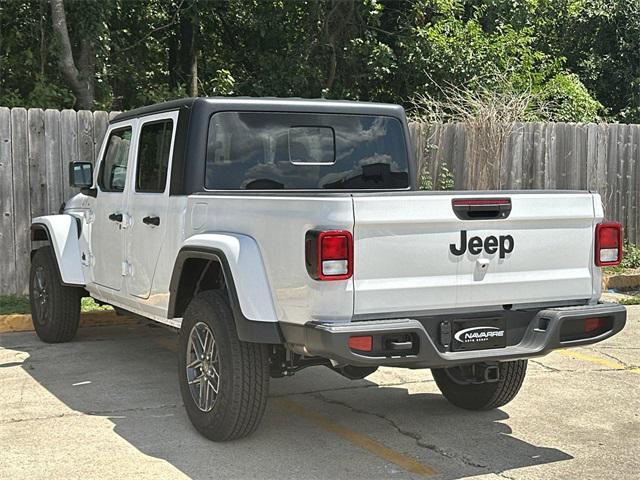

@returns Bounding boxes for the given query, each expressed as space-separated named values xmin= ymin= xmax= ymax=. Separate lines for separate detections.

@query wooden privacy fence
xmin=1 ymin=107 xmax=639 ymax=295
xmin=408 ymin=122 xmax=639 ymax=232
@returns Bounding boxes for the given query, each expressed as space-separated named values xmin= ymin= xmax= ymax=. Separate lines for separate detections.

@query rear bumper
xmin=282 ymin=303 xmax=626 ymax=368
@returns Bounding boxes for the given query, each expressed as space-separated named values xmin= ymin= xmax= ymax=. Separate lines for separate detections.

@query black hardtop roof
xmin=111 ymin=97 xmax=406 ymax=123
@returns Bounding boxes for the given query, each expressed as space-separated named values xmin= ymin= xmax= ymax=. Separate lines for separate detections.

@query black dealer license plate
xmin=451 ymin=318 xmax=507 ymax=351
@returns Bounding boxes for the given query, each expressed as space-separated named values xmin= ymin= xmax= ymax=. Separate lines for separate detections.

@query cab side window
xmin=98 ymin=128 xmax=132 ymax=192
xmin=135 ymin=120 xmax=173 ymax=193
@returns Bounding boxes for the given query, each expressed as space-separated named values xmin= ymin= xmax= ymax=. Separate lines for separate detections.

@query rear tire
xmin=178 ymin=290 xmax=270 ymax=441
xmin=29 ymin=247 xmax=81 ymax=343
xmin=432 ymin=360 xmax=528 ymax=410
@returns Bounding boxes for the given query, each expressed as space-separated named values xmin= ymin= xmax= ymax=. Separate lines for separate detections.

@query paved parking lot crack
xmin=312 ymin=392 xmax=488 ymax=471
xmin=530 ymin=359 xmax=561 ymax=372
xmin=596 ymin=349 xmax=636 ymax=368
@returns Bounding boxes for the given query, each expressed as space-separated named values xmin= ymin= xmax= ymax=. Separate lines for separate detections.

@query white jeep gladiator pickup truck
xmin=29 ymin=97 xmax=626 ymax=441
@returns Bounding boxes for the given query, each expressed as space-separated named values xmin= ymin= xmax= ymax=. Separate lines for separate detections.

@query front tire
xmin=178 ymin=290 xmax=270 ymax=441
xmin=432 ymin=360 xmax=528 ymax=410
xmin=29 ymin=247 xmax=81 ymax=343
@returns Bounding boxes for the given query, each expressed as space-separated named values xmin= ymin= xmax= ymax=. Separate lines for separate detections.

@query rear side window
xmin=205 ymin=112 xmax=408 ymax=190
xmin=135 ymin=120 xmax=173 ymax=193
xmin=98 ymin=127 xmax=132 ymax=192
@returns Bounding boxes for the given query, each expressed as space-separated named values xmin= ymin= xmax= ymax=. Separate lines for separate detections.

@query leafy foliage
xmin=0 ymin=0 xmax=637 ymax=122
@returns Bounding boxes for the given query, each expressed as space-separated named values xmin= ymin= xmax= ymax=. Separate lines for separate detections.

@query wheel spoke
xmin=198 ymin=374 xmax=206 ymax=408
xmin=186 ymin=322 xmax=220 ymax=412
xmin=35 ymin=269 xmax=45 ymax=291
xmin=190 ymin=338 xmax=204 ymax=360
xmin=203 ymin=328 xmax=211 ymax=355
xmin=204 ymin=376 xmax=211 ymax=408
xmin=194 ymin=327 xmax=207 ymax=354
xmin=187 ymin=358 xmax=202 ymax=369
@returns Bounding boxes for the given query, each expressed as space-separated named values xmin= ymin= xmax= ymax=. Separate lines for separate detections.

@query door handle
xmin=143 ymin=215 xmax=160 ymax=226
xmin=108 ymin=213 xmax=123 ymax=222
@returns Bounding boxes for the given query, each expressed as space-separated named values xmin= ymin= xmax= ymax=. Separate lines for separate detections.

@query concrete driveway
xmin=1 ymin=307 xmax=639 ymax=480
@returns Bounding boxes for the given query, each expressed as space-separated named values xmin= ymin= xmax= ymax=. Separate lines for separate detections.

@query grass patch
xmin=619 ymin=295 xmax=640 ymax=305
xmin=0 ymin=295 xmax=111 ymax=315
xmin=0 ymin=295 xmax=30 ymax=315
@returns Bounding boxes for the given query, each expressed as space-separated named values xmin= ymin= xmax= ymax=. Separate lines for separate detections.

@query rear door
xmin=126 ymin=111 xmax=178 ymax=299
xmin=352 ymin=192 xmax=597 ymax=317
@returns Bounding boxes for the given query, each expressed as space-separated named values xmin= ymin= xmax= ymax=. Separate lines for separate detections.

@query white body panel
xmin=32 ymin=215 xmax=85 ymax=285
xmin=59 ymin=189 xmax=603 ymax=330
xmin=126 ymin=111 xmax=180 ymax=299
xmin=353 ymin=192 xmax=601 ymax=317
xmin=183 ymin=195 xmax=354 ymax=325
xmin=181 ymin=233 xmax=278 ymax=322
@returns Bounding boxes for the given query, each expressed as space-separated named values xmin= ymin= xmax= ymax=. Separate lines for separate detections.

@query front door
xmin=126 ymin=112 xmax=178 ymax=299
xmin=91 ymin=124 xmax=135 ymax=291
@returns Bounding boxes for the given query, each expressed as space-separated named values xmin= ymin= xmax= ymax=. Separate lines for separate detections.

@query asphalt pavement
xmin=1 ymin=307 xmax=638 ymax=479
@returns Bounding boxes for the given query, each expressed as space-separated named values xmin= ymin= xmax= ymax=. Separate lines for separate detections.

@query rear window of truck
xmin=205 ymin=112 xmax=409 ymax=190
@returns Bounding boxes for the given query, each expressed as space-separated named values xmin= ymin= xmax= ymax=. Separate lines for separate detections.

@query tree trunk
xmin=50 ymin=0 xmax=95 ymax=109
xmin=179 ymin=3 xmax=199 ymax=97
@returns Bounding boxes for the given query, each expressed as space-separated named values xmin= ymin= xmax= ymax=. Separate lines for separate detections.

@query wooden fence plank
xmin=428 ymin=124 xmax=442 ymax=186
xmin=575 ymin=123 xmax=588 ymax=188
xmin=10 ymin=108 xmax=30 ymax=295
xmin=616 ymin=125 xmax=627 ymax=233
xmin=595 ymin=124 xmax=610 ymax=217
xmin=452 ymin=123 xmax=466 ymax=189
xmin=60 ymin=109 xmax=78 ymax=201
xmin=532 ymin=123 xmax=546 ymax=189
xmin=93 ymin=110 xmax=109 ymax=162
xmin=557 ymin=123 xmax=570 ymax=189
xmin=629 ymin=125 xmax=640 ymax=244
xmin=78 ymin=109 xmax=95 ymax=163
xmin=436 ymin=124 xmax=455 ymax=190
xmin=522 ymin=123 xmax=535 ymax=189
xmin=586 ymin=123 xmax=598 ymax=190
xmin=44 ymin=109 xmax=63 ymax=214
xmin=28 ymin=108 xmax=47 ymax=219
xmin=0 ymin=107 xmax=16 ymax=294
xmin=544 ymin=123 xmax=557 ymax=189
xmin=509 ymin=123 xmax=524 ymax=189
xmin=627 ymin=125 xmax=637 ymax=243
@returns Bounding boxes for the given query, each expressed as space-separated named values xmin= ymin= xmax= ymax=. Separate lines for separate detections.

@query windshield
xmin=205 ymin=112 xmax=409 ymax=190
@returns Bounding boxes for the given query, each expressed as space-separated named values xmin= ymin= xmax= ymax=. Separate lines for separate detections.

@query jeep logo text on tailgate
xmin=450 ymin=230 xmax=514 ymax=258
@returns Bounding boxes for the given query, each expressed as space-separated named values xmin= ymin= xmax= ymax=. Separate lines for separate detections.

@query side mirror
xmin=69 ymin=161 xmax=93 ymax=188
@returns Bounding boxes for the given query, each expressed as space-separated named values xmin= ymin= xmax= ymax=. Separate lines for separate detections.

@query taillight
xmin=305 ymin=230 xmax=353 ymax=281
xmin=348 ymin=336 xmax=372 ymax=352
xmin=584 ymin=317 xmax=607 ymax=333
xmin=595 ymin=222 xmax=622 ymax=266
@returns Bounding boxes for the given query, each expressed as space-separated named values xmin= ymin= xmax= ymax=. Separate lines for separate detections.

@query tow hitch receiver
xmin=446 ymin=363 xmax=501 ymax=385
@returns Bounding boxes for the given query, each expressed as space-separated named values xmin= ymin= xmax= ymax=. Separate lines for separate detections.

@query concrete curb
xmin=0 ymin=311 xmax=138 ymax=333
xmin=604 ymin=273 xmax=640 ymax=291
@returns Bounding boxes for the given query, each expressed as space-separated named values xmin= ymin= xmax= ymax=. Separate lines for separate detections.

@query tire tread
xmin=30 ymin=247 xmax=81 ymax=343
xmin=179 ymin=290 xmax=269 ymax=441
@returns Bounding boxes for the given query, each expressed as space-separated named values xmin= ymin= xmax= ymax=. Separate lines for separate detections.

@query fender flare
xmin=168 ymin=234 xmax=283 ymax=344
xmin=31 ymin=215 xmax=85 ymax=286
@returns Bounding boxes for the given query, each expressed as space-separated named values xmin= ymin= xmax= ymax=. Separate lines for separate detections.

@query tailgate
xmin=352 ymin=192 xmax=598 ymax=316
